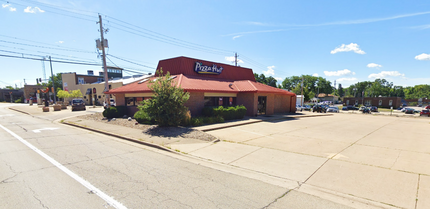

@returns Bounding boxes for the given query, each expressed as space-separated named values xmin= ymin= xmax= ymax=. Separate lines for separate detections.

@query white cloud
xmin=312 ymin=73 xmax=319 ymax=77
xmin=331 ymin=43 xmax=365 ymax=54
xmin=324 ymin=69 xmax=355 ymax=76
xmin=24 ymin=6 xmax=45 ymax=13
xmin=225 ymin=56 xmax=244 ymax=64
xmin=337 ymin=77 xmax=358 ymax=82
xmin=263 ymin=66 xmax=275 ymax=76
xmin=57 ymin=41 xmax=64 ymax=44
xmin=367 ymin=63 xmax=382 ymax=68
xmin=415 ymin=53 xmax=430 ymax=60
xmin=368 ymin=71 xmax=405 ymax=79
xmin=245 ymin=11 xmax=430 ymax=28
xmin=411 ymin=25 xmax=430 ymax=30
xmin=232 ymin=35 xmax=242 ymax=40
xmin=275 ymin=77 xmax=283 ymax=81
xmin=2 ymin=4 xmax=16 ymax=11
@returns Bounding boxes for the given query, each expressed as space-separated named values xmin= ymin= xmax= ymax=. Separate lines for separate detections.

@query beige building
xmin=61 ymin=72 xmax=150 ymax=105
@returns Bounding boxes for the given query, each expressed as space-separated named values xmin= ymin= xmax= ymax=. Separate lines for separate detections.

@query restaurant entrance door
xmin=257 ymin=96 xmax=267 ymax=115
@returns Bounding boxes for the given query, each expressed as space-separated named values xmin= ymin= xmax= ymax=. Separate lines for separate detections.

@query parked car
xmin=425 ymin=105 xmax=430 ymax=109
xmin=71 ymin=99 xmax=86 ymax=111
xmin=327 ymin=106 xmax=339 ymax=113
xmin=370 ymin=106 xmax=378 ymax=112
xmin=420 ymin=109 xmax=430 ymax=117
xmin=104 ymin=98 xmax=116 ymax=109
xmin=404 ymin=108 xmax=417 ymax=114
xmin=312 ymin=105 xmax=327 ymax=113
xmin=346 ymin=105 xmax=359 ymax=110
xmin=342 ymin=106 xmax=348 ymax=111
xmin=362 ymin=107 xmax=371 ymax=114
xmin=303 ymin=105 xmax=311 ymax=110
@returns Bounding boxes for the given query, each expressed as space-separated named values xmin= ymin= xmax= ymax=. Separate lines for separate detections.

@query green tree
xmin=138 ymin=69 xmax=190 ymax=127
xmin=4 ymin=86 xmax=17 ymax=90
xmin=46 ymin=73 xmax=63 ymax=92
xmin=70 ymin=90 xmax=83 ymax=98
xmin=254 ymin=73 xmax=278 ymax=87
xmin=338 ymin=84 xmax=344 ymax=97
xmin=281 ymin=75 xmax=332 ymax=96
xmin=57 ymin=90 xmax=70 ymax=102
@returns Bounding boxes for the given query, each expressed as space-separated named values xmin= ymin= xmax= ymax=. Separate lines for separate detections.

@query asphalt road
xmin=0 ymin=104 xmax=297 ymax=209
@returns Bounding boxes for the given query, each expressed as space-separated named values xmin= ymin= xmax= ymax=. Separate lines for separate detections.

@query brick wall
xmin=237 ymin=93 xmax=255 ymax=116
xmin=184 ymin=92 xmax=205 ymax=117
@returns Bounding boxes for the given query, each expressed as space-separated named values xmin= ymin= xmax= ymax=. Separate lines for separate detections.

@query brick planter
xmin=42 ymin=107 xmax=49 ymax=112
xmin=53 ymin=105 xmax=62 ymax=111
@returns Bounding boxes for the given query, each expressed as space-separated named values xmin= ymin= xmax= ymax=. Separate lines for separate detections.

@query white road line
xmin=0 ymin=124 xmax=127 ymax=209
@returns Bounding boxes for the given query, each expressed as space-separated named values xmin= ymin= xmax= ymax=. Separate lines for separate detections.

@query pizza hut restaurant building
xmin=107 ymin=56 xmax=297 ymax=116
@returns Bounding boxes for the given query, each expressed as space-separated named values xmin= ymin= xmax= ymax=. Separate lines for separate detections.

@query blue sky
xmin=1 ymin=0 xmax=430 ymax=89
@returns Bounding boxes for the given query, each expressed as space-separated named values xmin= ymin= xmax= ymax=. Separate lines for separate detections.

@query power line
xmin=107 ymin=25 xmax=229 ymax=56
xmin=0 ymin=34 xmax=95 ymax=53
xmin=0 ymin=54 xmax=102 ymax=66
xmin=0 ymin=40 xmax=94 ymax=53
xmin=4 ymin=0 xmax=96 ymax=22
xmin=0 ymin=45 xmax=99 ymax=63
xmin=105 ymin=15 xmax=234 ymax=54
xmin=107 ymin=54 xmax=155 ymax=69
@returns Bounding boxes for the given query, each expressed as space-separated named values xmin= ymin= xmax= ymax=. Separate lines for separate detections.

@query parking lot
xmin=185 ymin=113 xmax=430 ymax=208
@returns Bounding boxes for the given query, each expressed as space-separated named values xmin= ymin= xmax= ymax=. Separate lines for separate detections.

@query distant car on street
xmin=345 ymin=105 xmax=359 ymax=110
xmin=420 ymin=109 xmax=430 ymax=117
xmin=425 ymin=105 xmax=430 ymax=109
xmin=327 ymin=106 xmax=339 ymax=113
xmin=104 ymin=98 xmax=116 ymax=109
xmin=404 ymin=108 xmax=418 ymax=114
xmin=312 ymin=105 xmax=327 ymax=113
xmin=71 ymin=99 xmax=86 ymax=111
xmin=303 ymin=105 xmax=311 ymax=110
xmin=370 ymin=106 xmax=378 ymax=112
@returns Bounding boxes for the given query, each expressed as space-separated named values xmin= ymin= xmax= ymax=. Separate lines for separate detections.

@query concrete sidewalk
xmin=8 ymin=104 xmax=425 ymax=208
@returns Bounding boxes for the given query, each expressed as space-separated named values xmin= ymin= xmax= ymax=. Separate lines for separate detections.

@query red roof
xmin=156 ymin=56 xmax=256 ymax=81
xmin=107 ymin=74 xmax=295 ymax=96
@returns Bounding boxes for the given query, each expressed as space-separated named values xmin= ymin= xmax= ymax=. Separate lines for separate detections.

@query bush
xmin=14 ymin=98 xmax=23 ymax=103
xmin=103 ymin=107 xmax=118 ymax=119
xmin=205 ymin=105 xmax=247 ymax=121
xmin=115 ymin=106 xmax=128 ymax=117
xmin=142 ymin=69 xmax=190 ymax=127
xmin=134 ymin=111 xmax=154 ymax=124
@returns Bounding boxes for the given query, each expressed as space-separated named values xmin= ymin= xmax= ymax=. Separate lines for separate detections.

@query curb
xmin=8 ymin=107 xmax=30 ymax=115
xmin=62 ymin=121 xmax=176 ymax=154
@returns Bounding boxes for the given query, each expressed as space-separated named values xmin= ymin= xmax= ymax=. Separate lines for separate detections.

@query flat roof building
xmin=107 ymin=56 xmax=297 ymax=116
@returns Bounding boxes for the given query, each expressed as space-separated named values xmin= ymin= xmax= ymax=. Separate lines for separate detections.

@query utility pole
xmin=49 ymin=56 xmax=56 ymax=103
xmin=300 ymin=77 xmax=304 ymax=106
xmin=235 ymin=53 xmax=238 ymax=66
xmin=98 ymin=14 xmax=109 ymax=108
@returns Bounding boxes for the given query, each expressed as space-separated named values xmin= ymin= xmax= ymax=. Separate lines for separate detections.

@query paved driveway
xmin=185 ymin=114 xmax=430 ymax=209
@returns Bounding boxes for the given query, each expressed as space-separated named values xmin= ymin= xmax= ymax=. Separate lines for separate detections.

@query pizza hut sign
xmin=194 ymin=62 xmax=224 ymax=75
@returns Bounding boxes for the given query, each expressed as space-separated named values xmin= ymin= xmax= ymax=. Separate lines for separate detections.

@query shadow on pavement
xmin=143 ymin=126 xmax=195 ymax=138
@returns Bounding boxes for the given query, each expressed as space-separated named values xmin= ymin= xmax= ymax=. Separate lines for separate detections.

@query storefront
xmin=107 ymin=56 xmax=296 ymax=116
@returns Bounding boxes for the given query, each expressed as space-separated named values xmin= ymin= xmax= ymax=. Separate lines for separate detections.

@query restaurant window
xmin=204 ymin=97 xmax=236 ymax=107
xmin=126 ymin=97 xmax=135 ymax=106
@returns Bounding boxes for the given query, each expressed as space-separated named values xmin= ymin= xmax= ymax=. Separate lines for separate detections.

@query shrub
xmin=115 ymin=106 xmax=128 ymax=117
xmin=14 ymin=98 xmax=23 ymax=103
xmin=134 ymin=110 xmax=154 ymax=124
xmin=202 ymin=106 xmax=215 ymax=117
xmin=141 ymin=69 xmax=190 ymax=127
xmin=103 ymin=107 xmax=118 ymax=119
xmin=204 ymin=105 xmax=247 ymax=120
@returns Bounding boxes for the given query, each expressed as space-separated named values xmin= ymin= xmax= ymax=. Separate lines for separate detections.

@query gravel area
xmin=77 ymin=112 xmax=217 ymax=141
